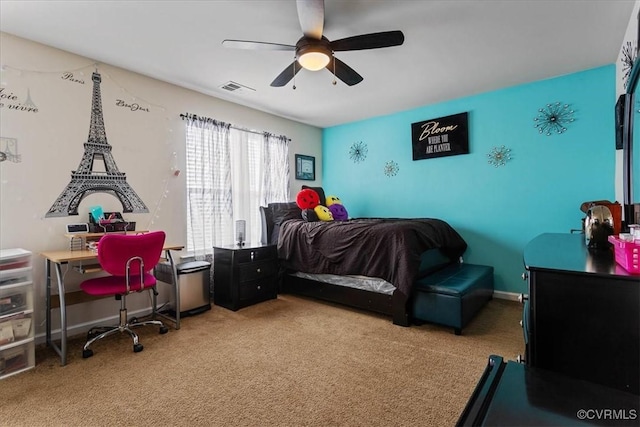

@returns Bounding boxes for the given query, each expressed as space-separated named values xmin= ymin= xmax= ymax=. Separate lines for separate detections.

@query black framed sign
xmin=295 ymin=154 xmax=315 ymax=180
xmin=411 ymin=112 xmax=469 ymax=160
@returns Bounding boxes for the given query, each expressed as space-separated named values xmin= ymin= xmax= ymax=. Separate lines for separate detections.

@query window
xmin=185 ymin=117 xmax=289 ymax=255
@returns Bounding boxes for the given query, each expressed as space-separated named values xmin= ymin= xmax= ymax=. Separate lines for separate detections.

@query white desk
xmin=41 ymin=244 xmax=184 ymax=366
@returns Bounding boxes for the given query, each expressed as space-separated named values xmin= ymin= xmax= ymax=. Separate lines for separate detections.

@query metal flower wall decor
xmin=487 ymin=145 xmax=512 ymax=167
xmin=534 ymin=102 xmax=575 ymax=136
xmin=621 ymin=40 xmax=637 ymax=90
xmin=349 ymin=141 xmax=368 ymax=163
xmin=384 ymin=160 xmax=399 ymax=177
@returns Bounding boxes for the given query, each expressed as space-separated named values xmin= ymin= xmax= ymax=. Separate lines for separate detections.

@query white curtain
xmin=261 ymin=133 xmax=290 ymax=205
xmin=185 ymin=116 xmax=232 ymax=258
xmin=185 ymin=116 xmax=290 ymax=256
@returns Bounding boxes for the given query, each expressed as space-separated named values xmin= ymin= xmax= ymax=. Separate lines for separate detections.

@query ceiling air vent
xmin=219 ymin=81 xmax=255 ymax=94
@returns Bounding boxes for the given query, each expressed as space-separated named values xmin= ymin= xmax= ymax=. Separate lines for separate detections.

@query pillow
xmin=296 ymin=188 xmax=320 ymax=209
xmin=325 ymin=195 xmax=342 ymax=206
xmin=268 ymin=202 xmax=302 ymax=244
xmin=301 ymin=208 xmax=319 ymax=222
xmin=314 ymin=205 xmax=334 ymax=221
xmin=301 ymin=185 xmax=326 ymax=206
xmin=269 ymin=202 xmax=302 ymax=225
xmin=328 ymin=203 xmax=348 ymax=221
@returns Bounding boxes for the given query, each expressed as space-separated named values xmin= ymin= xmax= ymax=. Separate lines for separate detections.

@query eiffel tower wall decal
xmin=46 ymin=72 xmax=149 ymax=217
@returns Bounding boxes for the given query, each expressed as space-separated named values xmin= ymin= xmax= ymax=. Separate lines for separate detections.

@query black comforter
xmin=277 ymin=218 xmax=467 ymax=298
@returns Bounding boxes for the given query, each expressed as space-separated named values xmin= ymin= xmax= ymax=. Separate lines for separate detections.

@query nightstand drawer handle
xmin=256 ymin=268 xmax=261 ymax=273
xmin=257 ymin=285 xmax=261 ymax=290
xmin=251 ymin=251 xmax=255 ymax=261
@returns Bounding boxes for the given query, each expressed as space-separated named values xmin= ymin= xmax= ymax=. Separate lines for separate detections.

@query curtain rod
xmin=179 ymin=113 xmax=290 ymax=141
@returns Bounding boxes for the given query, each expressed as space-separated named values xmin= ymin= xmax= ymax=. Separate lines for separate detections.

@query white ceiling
xmin=0 ymin=0 xmax=635 ymax=128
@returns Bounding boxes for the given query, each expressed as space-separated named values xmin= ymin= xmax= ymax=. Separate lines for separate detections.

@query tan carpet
xmin=0 ymin=295 xmax=523 ymax=427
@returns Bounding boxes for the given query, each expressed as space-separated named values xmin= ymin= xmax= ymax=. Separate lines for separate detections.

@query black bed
xmin=260 ymin=202 xmax=467 ymax=326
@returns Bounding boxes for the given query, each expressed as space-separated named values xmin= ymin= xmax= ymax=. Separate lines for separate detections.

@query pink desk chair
xmin=80 ymin=231 xmax=168 ymax=358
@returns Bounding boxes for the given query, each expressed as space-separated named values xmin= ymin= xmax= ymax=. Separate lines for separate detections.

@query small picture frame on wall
xmin=295 ymin=154 xmax=315 ymax=181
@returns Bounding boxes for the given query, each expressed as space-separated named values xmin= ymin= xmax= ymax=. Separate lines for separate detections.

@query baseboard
xmin=492 ymin=290 xmax=521 ymax=301
xmin=34 ymin=306 xmax=158 ymax=346
xmin=36 ymin=291 xmax=520 ymax=345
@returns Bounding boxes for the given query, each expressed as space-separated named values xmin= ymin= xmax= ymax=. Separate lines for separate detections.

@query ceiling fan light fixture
xmin=224 ymin=0 xmax=405 ymax=88
xmin=298 ymin=50 xmax=330 ymax=71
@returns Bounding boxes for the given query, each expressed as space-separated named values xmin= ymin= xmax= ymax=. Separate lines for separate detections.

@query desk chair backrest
xmin=97 ymin=231 xmax=165 ymax=278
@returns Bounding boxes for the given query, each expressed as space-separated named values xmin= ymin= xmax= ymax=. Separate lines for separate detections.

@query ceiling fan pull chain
xmin=332 ymin=53 xmax=337 ymax=86
xmin=292 ymin=59 xmax=297 ymax=90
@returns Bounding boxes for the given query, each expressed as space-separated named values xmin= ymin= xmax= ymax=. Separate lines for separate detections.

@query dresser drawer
xmin=213 ymin=244 xmax=278 ymax=311
xmin=234 ymin=246 xmax=276 ymax=264
xmin=238 ymin=277 xmax=277 ymax=301
xmin=239 ymin=260 xmax=278 ymax=282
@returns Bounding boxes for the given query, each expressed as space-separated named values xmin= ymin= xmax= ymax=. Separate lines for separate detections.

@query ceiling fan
xmin=222 ymin=0 xmax=405 ymax=87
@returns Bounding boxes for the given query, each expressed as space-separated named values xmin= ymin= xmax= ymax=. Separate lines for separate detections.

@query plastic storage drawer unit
xmin=0 ymin=248 xmax=35 ymax=380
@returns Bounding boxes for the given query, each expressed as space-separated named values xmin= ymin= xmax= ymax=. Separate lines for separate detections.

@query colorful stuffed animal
xmin=328 ymin=203 xmax=348 ymax=221
xmin=298 ymin=189 xmax=347 ymax=222
xmin=296 ymin=188 xmax=320 ymax=210
xmin=314 ymin=205 xmax=334 ymax=221
xmin=302 ymin=185 xmax=326 ymax=206
xmin=325 ymin=195 xmax=342 ymax=206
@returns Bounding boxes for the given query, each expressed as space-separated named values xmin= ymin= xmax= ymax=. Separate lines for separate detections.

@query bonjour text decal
xmin=411 ymin=112 xmax=469 ymax=160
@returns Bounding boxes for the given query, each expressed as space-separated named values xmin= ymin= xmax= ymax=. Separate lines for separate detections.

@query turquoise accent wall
xmin=322 ymin=65 xmax=616 ymax=294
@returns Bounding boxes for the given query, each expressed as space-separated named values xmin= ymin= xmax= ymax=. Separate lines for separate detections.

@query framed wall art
xmin=411 ymin=112 xmax=469 ymax=160
xmin=295 ymin=154 xmax=315 ymax=181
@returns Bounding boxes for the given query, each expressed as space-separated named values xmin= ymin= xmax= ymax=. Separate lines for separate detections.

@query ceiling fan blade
xmin=271 ymin=61 xmax=303 ymax=87
xmin=296 ymin=0 xmax=324 ymax=39
xmin=222 ymin=39 xmax=295 ymax=51
xmin=326 ymin=57 xmax=363 ymax=86
xmin=330 ymin=30 xmax=405 ymax=51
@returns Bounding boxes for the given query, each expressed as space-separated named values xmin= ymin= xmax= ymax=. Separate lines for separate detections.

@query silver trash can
xmin=157 ymin=260 xmax=212 ymax=317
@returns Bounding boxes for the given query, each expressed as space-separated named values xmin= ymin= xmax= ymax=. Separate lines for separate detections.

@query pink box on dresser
xmin=608 ymin=235 xmax=640 ymax=274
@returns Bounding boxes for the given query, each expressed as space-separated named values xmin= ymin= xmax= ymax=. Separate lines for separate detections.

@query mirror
xmin=633 ymin=85 xmax=640 ymax=205
xmin=625 ymin=58 xmax=640 ymax=226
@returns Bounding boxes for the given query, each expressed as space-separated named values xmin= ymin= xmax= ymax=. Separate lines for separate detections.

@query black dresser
xmin=212 ymin=244 xmax=278 ymax=311
xmin=458 ymin=355 xmax=640 ymax=426
xmin=522 ymin=233 xmax=639 ymax=395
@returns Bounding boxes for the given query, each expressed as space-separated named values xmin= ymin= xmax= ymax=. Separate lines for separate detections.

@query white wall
xmin=0 ymin=33 xmax=322 ymax=337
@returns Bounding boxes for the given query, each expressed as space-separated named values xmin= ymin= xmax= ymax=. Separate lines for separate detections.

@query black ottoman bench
xmin=411 ymin=263 xmax=494 ymax=335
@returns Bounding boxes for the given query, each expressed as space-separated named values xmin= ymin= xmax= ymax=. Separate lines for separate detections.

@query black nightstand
xmin=212 ymin=243 xmax=278 ymax=311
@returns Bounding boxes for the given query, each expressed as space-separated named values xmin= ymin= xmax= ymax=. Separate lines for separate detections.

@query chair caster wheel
xmin=82 ymin=349 xmax=94 ymax=358
xmin=159 ymin=326 xmax=168 ymax=334
xmin=133 ymin=343 xmax=144 ymax=353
